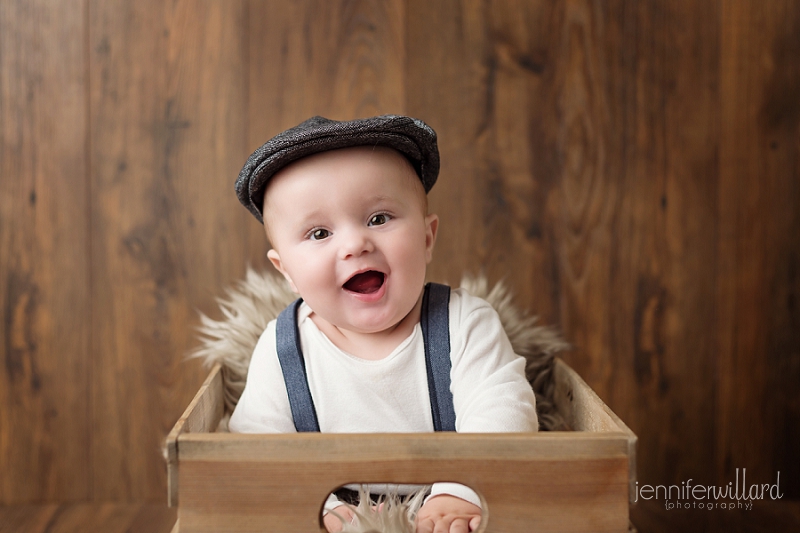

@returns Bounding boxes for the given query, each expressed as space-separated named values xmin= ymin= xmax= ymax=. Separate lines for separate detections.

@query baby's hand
xmin=415 ymin=494 xmax=482 ymax=533
xmin=323 ymin=505 xmax=355 ymax=532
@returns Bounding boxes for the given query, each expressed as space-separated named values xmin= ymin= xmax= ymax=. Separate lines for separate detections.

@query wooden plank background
xmin=1 ymin=0 xmax=798 ymax=508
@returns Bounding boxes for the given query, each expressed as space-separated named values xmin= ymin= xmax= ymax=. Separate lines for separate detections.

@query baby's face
xmin=265 ymin=146 xmax=438 ymax=335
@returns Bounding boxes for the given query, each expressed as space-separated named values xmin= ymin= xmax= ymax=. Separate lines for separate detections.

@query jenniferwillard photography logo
xmin=634 ymin=469 xmax=784 ymax=511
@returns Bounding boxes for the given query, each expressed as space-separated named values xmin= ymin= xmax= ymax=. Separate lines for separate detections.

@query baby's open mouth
xmin=343 ymin=270 xmax=385 ymax=294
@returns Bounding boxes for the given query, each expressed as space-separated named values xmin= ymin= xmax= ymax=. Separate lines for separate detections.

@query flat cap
xmin=235 ymin=114 xmax=440 ymax=223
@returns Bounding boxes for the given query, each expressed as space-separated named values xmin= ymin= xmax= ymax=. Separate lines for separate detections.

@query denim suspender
xmin=275 ymin=298 xmax=321 ymax=433
xmin=419 ymin=282 xmax=456 ymax=432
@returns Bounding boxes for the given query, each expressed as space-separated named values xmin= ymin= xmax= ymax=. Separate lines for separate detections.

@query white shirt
xmin=230 ymin=288 xmax=538 ymax=509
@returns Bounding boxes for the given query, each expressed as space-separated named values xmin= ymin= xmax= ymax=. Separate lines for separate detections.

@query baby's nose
xmin=339 ymin=229 xmax=374 ymax=259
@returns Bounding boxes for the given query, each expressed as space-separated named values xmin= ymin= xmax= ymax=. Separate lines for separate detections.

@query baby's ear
xmin=267 ymin=249 xmax=299 ymax=293
xmin=425 ymin=213 xmax=439 ymax=263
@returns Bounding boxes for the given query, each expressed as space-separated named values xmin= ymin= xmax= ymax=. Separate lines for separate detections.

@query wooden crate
xmin=166 ymin=358 xmax=637 ymax=532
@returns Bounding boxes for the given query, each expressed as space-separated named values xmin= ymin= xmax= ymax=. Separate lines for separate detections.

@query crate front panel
xmin=176 ymin=433 xmax=630 ymax=532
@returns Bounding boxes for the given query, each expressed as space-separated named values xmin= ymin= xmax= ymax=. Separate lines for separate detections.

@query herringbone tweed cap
xmin=235 ymin=115 xmax=440 ymax=223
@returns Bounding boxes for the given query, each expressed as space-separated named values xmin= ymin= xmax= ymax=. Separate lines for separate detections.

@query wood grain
xmin=409 ymin=0 xmax=800 ymax=501
xmin=178 ymin=455 xmax=629 ymax=533
xmin=600 ymin=0 xmax=722 ymax=490
xmin=166 ymin=363 xmax=224 ymax=507
xmin=406 ymin=0 xmax=509 ymax=290
xmin=168 ymin=360 xmax=634 ymax=532
xmin=0 ymin=503 xmax=176 ymax=533
xmin=630 ymin=499 xmax=800 ymax=533
xmin=247 ymin=0 xmax=406 ymax=168
xmin=717 ymin=0 xmax=800 ymax=497
xmin=0 ymin=0 xmax=798 ymax=512
xmin=0 ymin=0 xmax=90 ymax=503
xmin=88 ymin=0 xmax=251 ymax=501
xmin=177 ymin=434 xmax=630 ymax=533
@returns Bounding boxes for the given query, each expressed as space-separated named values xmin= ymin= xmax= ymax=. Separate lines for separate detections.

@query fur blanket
xmin=189 ymin=269 xmax=570 ymax=532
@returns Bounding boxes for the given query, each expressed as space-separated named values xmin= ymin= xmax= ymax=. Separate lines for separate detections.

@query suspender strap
xmin=275 ymin=283 xmax=455 ymax=432
xmin=275 ymin=298 xmax=321 ymax=432
xmin=421 ymin=282 xmax=456 ymax=431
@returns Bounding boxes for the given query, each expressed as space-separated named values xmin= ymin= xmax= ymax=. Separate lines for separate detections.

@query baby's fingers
xmin=469 ymin=515 xmax=482 ymax=531
xmin=416 ymin=516 xmax=435 ymax=533
xmin=444 ymin=517 xmax=471 ymax=533
xmin=417 ymin=516 xmax=471 ymax=533
xmin=323 ymin=506 xmax=355 ymax=532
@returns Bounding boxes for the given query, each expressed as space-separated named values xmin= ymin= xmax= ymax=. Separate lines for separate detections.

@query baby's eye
xmin=368 ymin=213 xmax=390 ymax=226
xmin=309 ymin=228 xmax=330 ymax=241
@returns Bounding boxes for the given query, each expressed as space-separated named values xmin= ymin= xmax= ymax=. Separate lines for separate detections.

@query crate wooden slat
xmin=166 ymin=364 xmax=225 ymax=507
xmin=553 ymin=358 xmax=638 ymax=501
xmin=167 ymin=358 xmax=637 ymax=532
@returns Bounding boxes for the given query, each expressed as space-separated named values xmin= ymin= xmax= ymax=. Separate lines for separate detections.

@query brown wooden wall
xmin=1 ymin=0 xmax=798 ymax=504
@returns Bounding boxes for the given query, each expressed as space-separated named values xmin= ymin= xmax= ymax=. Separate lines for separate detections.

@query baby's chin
xmin=329 ymin=316 xmax=406 ymax=336
xmin=318 ymin=305 xmax=418 ymax=336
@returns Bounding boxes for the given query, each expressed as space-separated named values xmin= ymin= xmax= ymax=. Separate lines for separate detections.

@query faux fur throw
xmin=191 ymin=268 xmax=569 ymax=431
xmin=333 ymin=488 xmax=428 ymax=533
xmin=189 ymin=269 xmax=570 ymax=532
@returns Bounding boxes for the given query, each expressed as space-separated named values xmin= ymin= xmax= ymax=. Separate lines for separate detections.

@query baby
xmin=230 ymin=115 xmax=538 ymax=533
